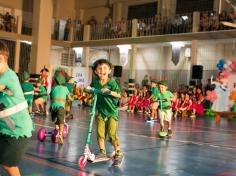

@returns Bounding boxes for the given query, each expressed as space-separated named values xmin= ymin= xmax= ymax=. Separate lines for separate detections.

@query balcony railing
xmin=1 ymin=10 xmax=236 ymax=43
xmin=137 ymin=13 xmax=193 ymax=37
xmin=90 ymin=20 xmax=132 ymax=40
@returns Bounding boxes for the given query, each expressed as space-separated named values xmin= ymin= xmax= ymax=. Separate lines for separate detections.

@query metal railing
xmin=73 ymin=23 xmax=84 ymax=41
xmin=137 ymin=13 xmax=193 ymax=37
xmin=90 ymin=20 xmax=132 ymax=40
xmin=199 ymin=11 xmax=235 ymax=32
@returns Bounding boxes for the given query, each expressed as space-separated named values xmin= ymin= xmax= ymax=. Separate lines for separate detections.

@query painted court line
xmin=24 ymin=155 xmax=78 ymax=175
xmin=127 ymin=133 xmax=236 ymax=150
xmin=34 ymin=122 xmax=236 ymax=150
xmin=216 ymin=170 xmax=236 ymax=176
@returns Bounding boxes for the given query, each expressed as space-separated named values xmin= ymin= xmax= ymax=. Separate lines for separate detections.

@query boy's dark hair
xmin=0 ymin=41 xmax=9 ymax=57
xmin=92 ymin=59 xmax=112 ymax=71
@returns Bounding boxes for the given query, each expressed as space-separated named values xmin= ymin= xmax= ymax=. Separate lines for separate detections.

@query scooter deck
xmin=90 ymin=157 xmax=111 ymax=163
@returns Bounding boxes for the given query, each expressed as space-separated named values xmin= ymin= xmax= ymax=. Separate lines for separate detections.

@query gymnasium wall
xmin=50 ymin=41 xmax=236 ymax=88
xmin=0 ymin=0 xmax=22 ymax=10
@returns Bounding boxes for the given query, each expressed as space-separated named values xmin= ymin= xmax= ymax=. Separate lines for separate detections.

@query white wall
xmin=135 ymin=46 xmax=190 ymax=70
xmin=50 ymin=48 xmax=63 ymax=65
xmin=49 ymin=41 xmax=235 ymax=87
xmin=197 ymin=42 xmax=236 ymax=70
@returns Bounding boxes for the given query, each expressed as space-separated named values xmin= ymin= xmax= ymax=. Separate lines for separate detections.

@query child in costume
xmin=147 ymin=80 xmax=160 ymax=121
xmin=0 ymin=41 xmax=34 ymax=176
xmin=21 ymin=71 xmax=35 ymax=114
xmin=119 ymin=90 xmax=129 ymax=111
xmin=157 ymin=80 xmax=175 ymax=136
xmin=127 ymin=89 xmax=138 ymax=113
xmin=172 ymin=91 xmax=179 ymax=120
xmin=179 ymin=93 xmax=193 ymax=117
xmin=50 ymin=73 xmax=72 ymax=144
xmin=191 ymin=88 xmax=204 ymax=117
xmin=211 ymin=72 xmax=231 ymax=112
xmin=65 ymin=75 xmax=76 ymax=119
xmin=136 ymin=91 xmax=145 ymax=112
xmin=34 ymin=80 xmax=48 ymax=114
xmin=87 ymin=59 xmax=123 ymax=166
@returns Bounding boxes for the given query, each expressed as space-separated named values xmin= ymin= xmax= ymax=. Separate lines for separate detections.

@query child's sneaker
xmin=112 ymin=150 xmax=123 ymax=167
xmin=58 ymin=135 xmax=64 ymax=145
xmin=168 ymin=129 xmax=172 ymax=137
xmin=146 ymin=117 xmax=154 ymax=124
xmin=95 ymin=149 xmax=107 ymax=160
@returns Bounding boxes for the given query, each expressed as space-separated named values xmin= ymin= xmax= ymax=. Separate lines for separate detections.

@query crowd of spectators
xmin=89 ymin=15 xmax=130 ymax=40
xmin=0 ymin=12 xmax=16 ymax=32
xmin=62 ymin=10 xmax=236 ymax=41
xmin=200 ymin=10 xmax=236 ymax=31
xmin=137 ymin=13 xmax=192 ymax=36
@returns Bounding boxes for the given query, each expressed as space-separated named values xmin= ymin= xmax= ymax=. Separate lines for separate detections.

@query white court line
xmin=127 ymin=133 xmax=236 ymax=150
xmin=34 ymin=123 xmax=236 ymax=151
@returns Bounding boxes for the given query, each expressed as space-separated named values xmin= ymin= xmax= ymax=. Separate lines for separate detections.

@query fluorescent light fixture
xmin=181 ymin=16 xmax=188 ymax=20
xmin=117 ymin=45 xmax=131 ymax=53
xmin=170 ymin=42 xmax=185 ymax=48
xmin=21 ymin=40 xmax=32 ymax=45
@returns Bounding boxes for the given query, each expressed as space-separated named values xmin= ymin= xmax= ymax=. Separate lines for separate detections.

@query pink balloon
xmin=221 ymin=70 xmax=230 ymax=78
xmin=229 ymin=64 xmax=236 ymax=71
xmin=206 ymin=91 xmax=217 ymax=102
xmin=233 ymin=60 xmax=236 ymax=67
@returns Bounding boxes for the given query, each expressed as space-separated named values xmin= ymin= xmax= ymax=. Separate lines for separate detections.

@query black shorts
xmin=0 ymin=133 xmax=30 ymax=166
xmin=51 ymin=107 xmax=65 ymax=125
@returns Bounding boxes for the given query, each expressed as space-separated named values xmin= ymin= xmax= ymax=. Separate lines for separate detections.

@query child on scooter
xmin=86 ymin=59 xmax=123 ymax=166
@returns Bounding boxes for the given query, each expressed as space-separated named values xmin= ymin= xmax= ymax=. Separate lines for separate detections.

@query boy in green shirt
xmin=21 ymin=71 xmax=35 ymax=114
xmin=50 ymin=73 xmax=71 ymax=144
xmin=0 ymin=41 xmax=34 ymax=176
xmin=87 ymin=59 xmax=123 ymax=166
xmin=157 ymin=80 xmax=175 ymax=136
xmin=147 ymin=80 xmax=160 ymax=122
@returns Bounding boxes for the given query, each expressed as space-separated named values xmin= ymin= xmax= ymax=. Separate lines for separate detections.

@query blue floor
xmin=1 ymin=106 xmax=236 ymax=176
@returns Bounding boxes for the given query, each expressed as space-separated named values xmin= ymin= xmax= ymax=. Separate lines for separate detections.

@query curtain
xmin=0 ymin=39 xmax=16 ymax=69
xmin=19 ymin=42 xmax=31 ymax=74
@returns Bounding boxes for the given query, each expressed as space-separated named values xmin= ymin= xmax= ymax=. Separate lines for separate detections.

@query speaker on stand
xmin=113 ymin=65 xmax=122 ymax=77
xmin=190 ymin=65 xmax=203 ymax=87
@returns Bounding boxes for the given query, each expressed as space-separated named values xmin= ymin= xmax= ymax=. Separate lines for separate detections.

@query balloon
xmin=226 ymin=60 xmax=232 ymax=65
xmin=219 ymin=59 xmax=225 ymax=65
xmin=221 ymin=70 xmax=230 ymax=78
xmin=230 ymin=91 xmax=236 ymax=101
xmin=232 ymin=60 xmax=236 ymax=67
xmin=210 ymin=112 xmax=215 ymax=116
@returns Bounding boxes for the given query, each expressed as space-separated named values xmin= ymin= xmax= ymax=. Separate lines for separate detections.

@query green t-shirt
xmin=50 ymin=85 xmax=69 ymax=110
xmin=38 ymin=86 xmax=48 ymax=100
xmin=21 ymin=82 xmax=34 ymax=100
xmin=152 ymin=87 xmax=160 ymax=100
xmin=91 ymin=77 xmax=120 ymax=120
xmin=65 ymin=82 xmax=73 ymax=93
xmin=0 ymin=69 xmax=34 ymax=138
xmin=157 ymin=91 xmax=174 ymax=111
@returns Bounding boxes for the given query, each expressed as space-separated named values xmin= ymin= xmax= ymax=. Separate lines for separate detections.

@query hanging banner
xmin=72 ymin=67 xmax=90 ymax=87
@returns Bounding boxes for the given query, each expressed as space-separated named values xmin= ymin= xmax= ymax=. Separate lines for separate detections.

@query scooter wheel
xmin=78 ymin=156 xmax=87 ymax=168
xmin=38 ymin=128 xmax=46 ymax=142
xmin=51 ymin=129 xmax=59 ymax=143
xmin=62 ymin=125 xmax=68 ymax=138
